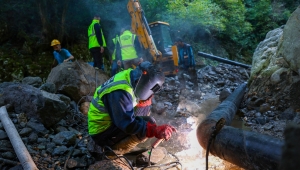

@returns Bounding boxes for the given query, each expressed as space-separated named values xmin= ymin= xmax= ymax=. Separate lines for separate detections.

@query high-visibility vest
xmin=87 ymin=69 xmax=137 ymax=135
xmin=118 ymin=30 xmax=138 ymax=60
xmin=112 ymin=35 xmax=119 ymax=60
xmin=88 ymin=19 xmax=107 ymax=49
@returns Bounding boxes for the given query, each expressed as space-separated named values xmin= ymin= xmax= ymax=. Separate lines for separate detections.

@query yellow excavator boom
xmin=127 ymin=0 xmax=179 ymax=75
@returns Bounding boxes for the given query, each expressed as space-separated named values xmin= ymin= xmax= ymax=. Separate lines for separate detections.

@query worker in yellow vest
xmin=88 ymin=14 xmax=106 ymax=70
xmin=88 ymin=61 xmax=177 ymax=155
xmin=110 ymin=34 xmax=120 ymax=76
xmin=115 ymin=26 xmax=143 ymax=70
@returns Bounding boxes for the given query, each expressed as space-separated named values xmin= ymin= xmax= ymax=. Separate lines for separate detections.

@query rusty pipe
xmin=197 ymin=83 xmax=283 ymax=170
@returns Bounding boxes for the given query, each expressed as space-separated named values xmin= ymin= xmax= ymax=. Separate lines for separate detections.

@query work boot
xmin=111 ymin=135 xmax=147 ymax=155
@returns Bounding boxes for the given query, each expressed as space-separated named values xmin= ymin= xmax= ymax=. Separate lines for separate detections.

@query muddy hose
xmin=197 ymin=83 xmax=284 ymax=169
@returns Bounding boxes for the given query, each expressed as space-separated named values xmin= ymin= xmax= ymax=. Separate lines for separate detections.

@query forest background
xmin=0 ymin=0 xmax=299 ymax=82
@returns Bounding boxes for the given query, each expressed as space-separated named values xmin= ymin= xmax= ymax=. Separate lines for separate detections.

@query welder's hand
xmin=136 ymin=95 xmax=153 ymax=107
xmin=100 ymin=46 xmax=104 ymax=53
xmin=146 ymin=122 xmax=177 ymax=140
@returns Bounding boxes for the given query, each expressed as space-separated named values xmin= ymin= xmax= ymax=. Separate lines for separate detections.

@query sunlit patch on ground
xmin=143 ymin=95 xmax=244 ymax=169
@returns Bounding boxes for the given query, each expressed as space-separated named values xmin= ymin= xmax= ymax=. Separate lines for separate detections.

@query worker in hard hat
xmin=50 ymin=39 xmax=75 ymax=68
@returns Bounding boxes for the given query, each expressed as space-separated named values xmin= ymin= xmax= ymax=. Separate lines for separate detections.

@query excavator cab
xmin=149 ymin=21 xmax=179 ymax=75
xmin=149 ymin=22 xmax=173 ymax=55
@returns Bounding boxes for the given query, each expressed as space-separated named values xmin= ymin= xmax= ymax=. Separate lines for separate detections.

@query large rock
xmin=2 ymin=83 xmax=71 ymax=128
xmin=248 ymin=6 xmax=300 ymax=111
xmin=22 ymin=76 xmax=42 ymax=88
xmin=2 ymin=84 xmax=45 ymax=119
xmin=37 ymin=90 xmax=71 ymax=128
xmin=46 ymin=60 xmax=109 ymax=102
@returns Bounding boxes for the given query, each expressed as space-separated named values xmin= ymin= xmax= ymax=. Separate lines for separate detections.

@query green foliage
xmin=212 ymin=0 xmax=252 ymax=43
xmin=162 ymin=0 xmax=252 ymax=61
xmin=140 ymin=0 xmax=172 ymax=22
xmin=0 ymin=0 xmax=299 ymax=82
xmin=166 ymin=0 xmax=226 ymax=32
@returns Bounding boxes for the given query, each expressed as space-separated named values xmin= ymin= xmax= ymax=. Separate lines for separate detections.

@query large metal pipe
xmin=0 ymin=106 xmax=38 ymax=170
xmin=198 ymin=51 xmax=252 ymax=69
xmin=197 ymin=83 xmax=283 ymax=170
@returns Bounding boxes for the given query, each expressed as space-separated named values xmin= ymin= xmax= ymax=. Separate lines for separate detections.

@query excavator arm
xmin=127 ymin=0 xmax=162 ymax=62
xmin=127 ymin=0 xmax=179 ymax=75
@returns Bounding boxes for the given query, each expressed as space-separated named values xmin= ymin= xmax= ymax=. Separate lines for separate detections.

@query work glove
xmin=146 ymin=122 xmax=177 ymax=140
xmin=136 ymin=95 xmax=153 ymax=107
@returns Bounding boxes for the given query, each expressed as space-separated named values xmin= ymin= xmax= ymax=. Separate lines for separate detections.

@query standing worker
xmin=50 ymin=39 xmax=74 ymax=68
xmin=88 ymin=61 xmax=177 ymax=155
xmin=175 ymin=37 xmax=195 ymax=71
xmin=115 ymin=26 xmax=143 ymax=71
xmin=110 ymin=34 xmax=120 ymax=76
xmin=88 ymin=14 xmax=107 ymax=70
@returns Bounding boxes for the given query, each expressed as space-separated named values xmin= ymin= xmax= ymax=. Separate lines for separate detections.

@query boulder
xmin=22 ymin=76 xmax=42 ymax=88
xmin=2 ymin=83 xmax=71 ymax=128
xmin=46 ymin=60 xmax=109 ymax=103
xmin=37 ymin=91 xmax=71 ymax=128
xmin=248 ymin=7 xmax=300 ymax=111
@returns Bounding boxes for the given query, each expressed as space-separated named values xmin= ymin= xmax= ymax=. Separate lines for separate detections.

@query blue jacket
xmin=178 ymin=43 xmax=195 ymax=68
xmin=53 ymin=48 xmax=72 ymax=64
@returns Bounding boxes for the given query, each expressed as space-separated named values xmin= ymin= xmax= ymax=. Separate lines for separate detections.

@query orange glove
xmin=145 ymin=122 xmax=177 ymax=140
xmin=136 ymin=95 xmax=153 ymax=107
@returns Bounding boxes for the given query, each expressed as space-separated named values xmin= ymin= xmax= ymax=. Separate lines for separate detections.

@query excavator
xmin=127 ymin=0 xmax=179 ymax=76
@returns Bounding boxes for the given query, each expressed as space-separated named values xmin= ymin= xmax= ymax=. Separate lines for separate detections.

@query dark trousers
xmin=91 ymin=116 xmax=156 ymax=147
xmin=90 ymin=47 xmax=103 ymax=70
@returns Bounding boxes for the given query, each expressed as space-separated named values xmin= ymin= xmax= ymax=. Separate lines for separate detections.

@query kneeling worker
xmin=88 ymin=61 xmax=176 ymax=155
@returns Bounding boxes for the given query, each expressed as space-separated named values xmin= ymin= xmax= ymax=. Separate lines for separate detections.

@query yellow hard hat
xmin=51 ymin=39 xmax=61 ymax=46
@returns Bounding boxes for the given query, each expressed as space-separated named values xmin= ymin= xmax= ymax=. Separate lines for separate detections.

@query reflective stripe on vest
xmin=118 ymin=30 xmax=138 ymax=61
xmin=91 ymin=80 xmax=129 ymax=112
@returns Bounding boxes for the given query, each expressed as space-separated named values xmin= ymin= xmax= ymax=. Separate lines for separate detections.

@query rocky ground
xmin=0 ymin=60 xmax=297 ymax=170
